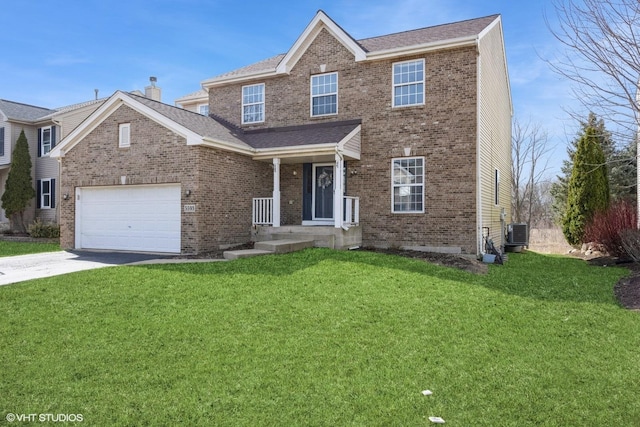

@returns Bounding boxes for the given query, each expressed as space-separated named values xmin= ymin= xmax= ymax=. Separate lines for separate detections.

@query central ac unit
xmin=507 ymin=223 xmax=528 ymax=246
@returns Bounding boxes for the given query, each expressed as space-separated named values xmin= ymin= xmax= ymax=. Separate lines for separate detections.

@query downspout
xmin=476 ymin=39 xmax=483 ymax=257
xmin=51 ymin=117 xmax=63 ymax=225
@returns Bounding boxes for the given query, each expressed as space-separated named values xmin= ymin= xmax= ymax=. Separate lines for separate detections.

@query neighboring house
xmin=0 ymin=98 xmax=104 ymax=229
xmin=51 ymin=11 xmax=512 ymax=256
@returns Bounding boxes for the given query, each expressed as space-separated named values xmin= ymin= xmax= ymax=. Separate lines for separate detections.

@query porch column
xmin=334 ymin=153 xmax=344 ymax=229
xmin=273 ymin=158 xmax=281 ymax=227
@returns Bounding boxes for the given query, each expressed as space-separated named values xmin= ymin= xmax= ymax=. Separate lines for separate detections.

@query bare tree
xmin=546 ymin=0 xmax=640 ymax=223
xmin=511 ymin=118 xmax=552 ymax=231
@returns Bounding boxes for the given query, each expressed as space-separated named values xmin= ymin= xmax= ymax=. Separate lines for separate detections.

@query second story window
xmin=38 ymin=126 xmax=55 ymax=157
xmin=311 ymin=72 xmax=338 ymax=117
xmin=242 ymin=83 xmax=265 ymax=124
xmin=198 ymin=104 xmax=209 ymax=116
xmin=393 ymin=59 xmax=424 ymax=107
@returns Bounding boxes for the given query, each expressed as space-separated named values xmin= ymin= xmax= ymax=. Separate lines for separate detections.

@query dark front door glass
xmin=314 ymin=165 xmax=334 ymax=219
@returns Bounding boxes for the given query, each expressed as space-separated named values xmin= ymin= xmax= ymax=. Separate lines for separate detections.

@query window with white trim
xmin=393 ymin=59 xmax=425 ymax=107
xmin=392 ymin=157 xmax=425 ymax=213
xmin=198 ymin=104 xmax=209 ymax=116
xmin=242 ymin=83 xmax=264 ymax=124
xmin=311 ymin=72 xmax=338 ymax=117
xmin=38 ymin=178 xmax=55 ymax=209
xmin=119 ymin=123 xmax=130 ymax=148
xmin=495 ymin=169 xmax=500 ymax=205
xmin=39 ymin=126 xmax=54 ymax=156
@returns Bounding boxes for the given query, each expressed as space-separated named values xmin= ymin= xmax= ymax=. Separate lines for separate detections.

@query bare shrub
xmin=584 ymin=199 xmax=637 ymax=257
xmin=620 ymin=229 xmax=640 ymax=263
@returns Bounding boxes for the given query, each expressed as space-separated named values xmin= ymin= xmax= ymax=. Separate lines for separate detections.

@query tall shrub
xmin=1 ymin=130 xmax=35 ymax=232
xmin=562 ymin=126 xmax=610 ymax=245
xmin=583 ymin=199 xmax=637 ymax=257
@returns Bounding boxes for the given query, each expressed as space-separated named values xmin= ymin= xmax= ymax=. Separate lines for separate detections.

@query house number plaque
xmin=183 ymin=204 xmax=196 ymax=212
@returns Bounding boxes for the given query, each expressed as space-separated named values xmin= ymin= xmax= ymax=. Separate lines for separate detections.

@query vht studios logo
xmin=5 ymin=413 xmax=84 ymax=423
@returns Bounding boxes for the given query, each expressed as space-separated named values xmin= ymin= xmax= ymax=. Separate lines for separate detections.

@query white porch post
xmin=334 ymin=153 xmax=344 ymax=229
xmin=273 ymin=158 xmax=281 ymax=227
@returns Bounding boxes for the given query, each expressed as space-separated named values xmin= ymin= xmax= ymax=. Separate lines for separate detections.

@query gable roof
xmin=50 ymin=91 xmax=254 ymax=159
xmin=0 ymin=99 xmax=56 ymax=122
xmin=202 ymin=11 xmax=500 ymax=87
xmin=51 ymin=90 xmax=361 ymax=162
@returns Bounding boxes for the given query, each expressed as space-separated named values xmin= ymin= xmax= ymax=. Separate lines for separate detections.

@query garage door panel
xmin=77 ymin=185 xmax=181 ymax=253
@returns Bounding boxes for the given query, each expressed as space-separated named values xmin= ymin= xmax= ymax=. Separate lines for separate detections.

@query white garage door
xmin=76 ymin=184 xmax=181 ymax=253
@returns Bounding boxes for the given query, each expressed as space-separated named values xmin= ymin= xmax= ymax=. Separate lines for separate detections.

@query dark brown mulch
xmin=587 ymin=256 xmax=640 ymax=311
xmin=170 ymin=242 xmax=255 ymax=260
xmin=361 ymin=247 xmax=488 ymax=275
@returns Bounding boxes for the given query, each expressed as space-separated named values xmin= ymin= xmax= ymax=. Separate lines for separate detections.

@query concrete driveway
xmin=0 ymin=251 xmax=170 ymax=286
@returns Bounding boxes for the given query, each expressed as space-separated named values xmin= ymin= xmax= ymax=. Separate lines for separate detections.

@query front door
xmin=313 ymin=164 xmax=334 ymax=220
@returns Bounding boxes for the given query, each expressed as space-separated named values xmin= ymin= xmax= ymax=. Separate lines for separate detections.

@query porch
xmin=245 ymin=119 xmax=363 ymax=250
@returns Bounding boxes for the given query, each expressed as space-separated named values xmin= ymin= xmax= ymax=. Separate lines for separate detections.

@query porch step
xmin=271 ymin=233 xmax=334 ymax=248
xmin=254 ymin=239 xmax=314 ymax=253
xmin=223 ymin=249 xmax=273 ymax=260
xmin=222 ymin=239 xmax=314 ymax=260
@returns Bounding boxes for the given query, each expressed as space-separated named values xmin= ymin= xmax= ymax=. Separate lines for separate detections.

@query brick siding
xmin=210 ymin=29 xmax=478 ymax=253
xmin=59 ymin=105 xmax=271 ymax=253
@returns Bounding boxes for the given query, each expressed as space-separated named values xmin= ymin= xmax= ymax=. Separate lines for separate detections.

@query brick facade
xmin=59 ymin=105 xmax=271 ymax=253
xmin=210 ymin=29 xmax=479 ymax=253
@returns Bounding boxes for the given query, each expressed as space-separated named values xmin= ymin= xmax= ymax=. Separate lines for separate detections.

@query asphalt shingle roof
xmin=358 ymin=14 xmax=499 ymax=51
xmin=205 ymin=14 xmax=499 ymax=82
xmin=127 ymin=92 xmax=252 ymax=149
xmin=0 ymin=99 xmax=56 ymax=122
xmin=241 ymin=119 xmax=361 ymax=149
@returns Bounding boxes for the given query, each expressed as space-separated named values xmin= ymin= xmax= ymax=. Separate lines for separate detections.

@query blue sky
xmin=0 ymin=0 xmax=575 ymax=177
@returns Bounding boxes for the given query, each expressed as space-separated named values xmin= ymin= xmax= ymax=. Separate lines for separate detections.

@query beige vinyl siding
xmin=55 ymin=103 xmax=104 ymax=138
xmin=477 ymin=18 xmax=512 ymax=252
xmin=34 ymin=124 xmax=58 ymax=223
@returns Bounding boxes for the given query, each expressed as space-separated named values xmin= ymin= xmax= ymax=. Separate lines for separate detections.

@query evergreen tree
xmin=550 ymin=113 xmax=623 ymax=223
xmin=1 ymin=130 xmax=35 ymax=232
xmin=562 ymin=125 xmax=610 ymax=245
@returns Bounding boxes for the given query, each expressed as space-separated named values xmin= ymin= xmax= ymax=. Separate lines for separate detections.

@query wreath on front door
xmin=317 ymin=171 xmax=333 ymax=189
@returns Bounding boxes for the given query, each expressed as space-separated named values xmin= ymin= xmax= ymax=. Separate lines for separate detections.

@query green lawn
xmin=0 ymin=240 xmax=60 ymax=257
xmin=1 ymin=249 xmax=639 ymax=426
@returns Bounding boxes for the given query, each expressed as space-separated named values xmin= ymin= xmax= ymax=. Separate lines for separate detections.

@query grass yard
xmin=0 ymin=240 xmax=60 ymax=257
xmin=0 ymin=249 xmax=639 ymax=425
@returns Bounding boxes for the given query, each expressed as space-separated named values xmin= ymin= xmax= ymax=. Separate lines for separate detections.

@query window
xmin=495 ymin=169 xmax=500 ymax=205
xmin=37 ymin=178 xmax=55 ymax=209
xmin=38 ymin=126 xmax=56 ymax=156
xmin=0 ymin=127 xmax=4 ymax=157
xmin=119 ymin=123 xmax=130 ymax=148
xmin=198 ymin=104 xmax=209 ymax=116
xmin=392 ymin=157 xmax=425 ymax=213
xmin=311 ymin=72 xmax=338 ymax=117
xmin=393 ymin=59 xmax=425 ymax=107
xmin=242 ymin=83 xmax=264 ymax=124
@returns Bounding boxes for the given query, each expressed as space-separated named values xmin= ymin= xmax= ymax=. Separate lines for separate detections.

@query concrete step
xmin=223 ymin=239 xmax=315 ymax=260
xmin=271 ymin=233 xmax=335 ymax=248
xmin=254 ymin=239 xmax=314 ymax=254
xmin=223 ymin=249 xmax=273 ymax=260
